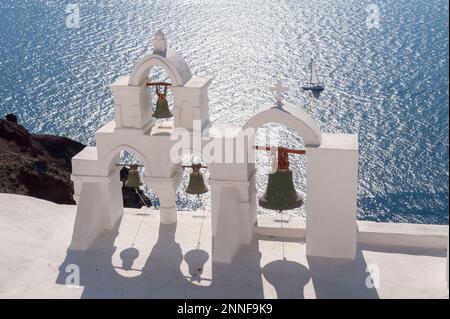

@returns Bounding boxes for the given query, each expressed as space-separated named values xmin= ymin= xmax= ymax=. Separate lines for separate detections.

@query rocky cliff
xmin=0 ymin=114 xmax=150 ymax=207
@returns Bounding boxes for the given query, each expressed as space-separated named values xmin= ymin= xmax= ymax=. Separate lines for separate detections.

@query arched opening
xmin=106 ymin=148 xmax=213 ymax=284
xmin=241 ymin=102 xmax=322 ymax=147
xmin=147 ymin=65 xmax=175 ymax=125
xmin=106 ymin=149 xmax=161 ymax=278
xmin=176 ymin=153 xmax=211 ymax=213
xmin=177 ymin=153 xmax=212 ymax=286
xmin=255 ymin=123 xmax=307 ymax=219
xmin=118 ymin=150 xmax=157 ymax=209
xmin=129 ymin=52 xmax=190 ymax=87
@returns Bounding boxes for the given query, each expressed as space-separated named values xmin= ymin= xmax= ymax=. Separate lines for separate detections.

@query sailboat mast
xmin=310 ymin=59 xmax=320 ymax=85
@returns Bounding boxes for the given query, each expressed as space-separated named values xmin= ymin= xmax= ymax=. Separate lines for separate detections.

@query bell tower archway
xmin=242 ymin=102 xmax=322 ymax=147
xmin=69 ymin=33 xmax=359 ymax=264
xmin=210 ymin=82 xmax=359 ymax=263
xmin=111 ymin=30 xmax=211 ymax=132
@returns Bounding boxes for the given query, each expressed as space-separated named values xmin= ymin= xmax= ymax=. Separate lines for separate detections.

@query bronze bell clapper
xmin=147 ymin=82 xmax=173 ymax=119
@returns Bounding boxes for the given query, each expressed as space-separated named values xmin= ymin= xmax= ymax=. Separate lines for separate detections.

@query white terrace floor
xmin=0 ymin=194 xmax=448 ymax=299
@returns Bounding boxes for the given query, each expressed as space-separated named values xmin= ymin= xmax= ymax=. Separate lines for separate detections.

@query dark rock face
xmin=120 ymin=167 xmax=152 ymax=209
xmin=0 ymin=116 xmax=85 ymax=204
xmin=5 ymin=113 xmax=17 ymax=123
xmin=0 ymin=114 xmax=151 ymax=208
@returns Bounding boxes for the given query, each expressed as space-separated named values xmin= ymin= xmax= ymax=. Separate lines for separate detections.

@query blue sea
xmin=0 ymin=0 xmax=448 ymax=224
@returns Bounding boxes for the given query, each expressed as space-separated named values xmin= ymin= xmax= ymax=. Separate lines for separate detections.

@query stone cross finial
xmin=270 ymin=80 xmax=288 ymax=107
xmin=153 ymin=30 xmax=167 ymax=56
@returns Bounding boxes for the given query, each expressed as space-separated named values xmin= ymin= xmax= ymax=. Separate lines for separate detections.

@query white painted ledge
xmin=256 ymin=215 xmax=306 ymax=239
xmin=357 ymin=221 xmax=448 ymax=250
xmin=256 ymin=216 xmax=448 ymax=250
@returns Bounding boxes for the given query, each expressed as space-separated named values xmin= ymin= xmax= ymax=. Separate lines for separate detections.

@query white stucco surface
xmin=0 ymin=194 xmax=447 ymax=299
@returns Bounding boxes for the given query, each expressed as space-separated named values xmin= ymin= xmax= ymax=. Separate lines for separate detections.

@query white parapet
xmin=306 ymin=133 xmax=359 ymax=260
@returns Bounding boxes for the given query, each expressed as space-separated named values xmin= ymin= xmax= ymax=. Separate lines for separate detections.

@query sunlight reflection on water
xmin=0 ymin=0 xmax=448 ymax=223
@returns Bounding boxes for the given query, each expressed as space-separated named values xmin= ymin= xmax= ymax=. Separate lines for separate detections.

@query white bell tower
xmin=70 ymin=32 xmax=359 ymax=264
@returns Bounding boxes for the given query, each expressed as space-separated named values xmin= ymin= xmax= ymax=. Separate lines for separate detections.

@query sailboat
xmin=302 ymin=59 xmax=324 ymax=92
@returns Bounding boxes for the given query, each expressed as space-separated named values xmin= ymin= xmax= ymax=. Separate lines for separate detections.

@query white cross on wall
xmin=270 ymin=80 xmax=288 ymax=106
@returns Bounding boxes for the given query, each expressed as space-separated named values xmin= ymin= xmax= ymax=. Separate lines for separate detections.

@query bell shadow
xmin=262 ymin=259 xmax=311 ymax=299
xmin=137 ymin=225 xmax=265 ymax=298
xmin=56 ymin=218 xmax=380 ymax=299
xmin=184 ymin=248 xmax=210 ymax=282
xmin=306 ymin=248 xmax=380 ymax=299
xmin=120 ymin=247 xmax=139 ymax=270
xmin=56 ymin=221 xmax=189 ymax=298
xmin=56 ymin=221 xmax=265 ymax=298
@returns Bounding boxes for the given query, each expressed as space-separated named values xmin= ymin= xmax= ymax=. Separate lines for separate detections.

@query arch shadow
xmin=306 ymin=249 xmax=380 ymax=299
xmin=56 ymin=223 xmax=265 ymax=298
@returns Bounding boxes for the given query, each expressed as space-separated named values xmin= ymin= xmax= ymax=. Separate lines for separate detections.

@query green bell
xmin=186 ymin=171 xmax=208 ymax=195
xmin=153 ymin=94 xmax=173 ymax=119
xmin=259 ymin=169 xmax=303 ymax=211
xmin=124 ymin=165 xmax=143 ymax=189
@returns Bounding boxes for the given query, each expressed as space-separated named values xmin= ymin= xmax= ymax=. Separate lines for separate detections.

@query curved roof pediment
xmin=129 ymin=49 xmax=192 ymax=87
xmin=242 ymin=102 xmax=322 ymax=147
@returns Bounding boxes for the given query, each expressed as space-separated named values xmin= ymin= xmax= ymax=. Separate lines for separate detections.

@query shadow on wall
xmin=260 ymin=238 xmax=380 ymax=299
xmin=306 ymin=251 xmax=380 ymax=299
xmin=56 ymin=224 xmax=379 ymax=299
xmin=262 ymin=259 xmax=310 ymax=299
xmin=184 ymin=248 xmax=210 ymax=282
xmin=56 ymin=222 xmax=265 ymax=298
